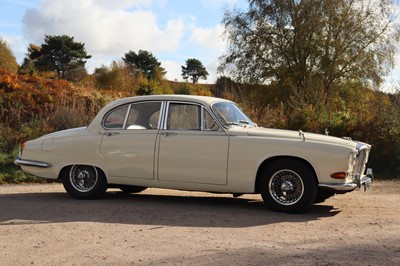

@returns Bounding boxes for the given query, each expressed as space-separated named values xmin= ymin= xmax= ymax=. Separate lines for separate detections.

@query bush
xmin=0 ymin=147 xmax=45 ymax=184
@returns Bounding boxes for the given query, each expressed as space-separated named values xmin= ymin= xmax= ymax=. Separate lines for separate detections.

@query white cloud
xmin=22 ymin=0 xmax=185 ymax=58
xmin=204 ymin=58 xmax=222 ymax=83
xmin=200 ymin=0 xmax=240 ymax=9
xmin=18 ymin=0 xmax=233 ymax=81
xmin=162 ymin=60 xmax=183 ymax=82
xmin=189 ymin=24 xmax=225 ymax=52
xmin=96 ymin=0 xmax=152 ymax=9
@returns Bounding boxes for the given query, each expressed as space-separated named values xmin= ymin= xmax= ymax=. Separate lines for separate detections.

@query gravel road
xmin=0 ymin=180 xmax=399 ymax=265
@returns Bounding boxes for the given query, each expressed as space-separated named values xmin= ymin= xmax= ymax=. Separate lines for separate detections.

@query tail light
xmin=19 ymin=142 xmax=26 ymax=157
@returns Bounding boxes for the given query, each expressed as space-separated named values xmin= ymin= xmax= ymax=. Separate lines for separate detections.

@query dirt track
xmin=0 ymin=180 xmax=399 ymax=265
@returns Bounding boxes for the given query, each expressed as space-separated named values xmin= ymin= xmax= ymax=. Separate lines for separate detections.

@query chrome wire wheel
xmin=69 ymin=165 xmax=98 ymax=193
xmin=268 ymin=169 xmax=304 ymax=206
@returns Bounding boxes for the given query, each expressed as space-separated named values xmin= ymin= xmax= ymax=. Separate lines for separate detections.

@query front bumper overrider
xmin=318 ymin=168 xmax=374 ymax=193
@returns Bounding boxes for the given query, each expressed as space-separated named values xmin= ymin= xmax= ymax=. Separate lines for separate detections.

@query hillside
xmin=1 ymin=69 xmax=399 ymax=182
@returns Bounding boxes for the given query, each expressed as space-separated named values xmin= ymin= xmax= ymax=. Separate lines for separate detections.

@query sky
xmin=0 ymin=0 xmax=248 ymax=83
xmin=0 ymin=0 xmax=399 ymax=89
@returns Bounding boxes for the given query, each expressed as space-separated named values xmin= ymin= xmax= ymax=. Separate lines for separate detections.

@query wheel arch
xmin=58 ymin=164 xmax=108 ymax=181
xmin=254 ymin=156 xmax=318 ymax=193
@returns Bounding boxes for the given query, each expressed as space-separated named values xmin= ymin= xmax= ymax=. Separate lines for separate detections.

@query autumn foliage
xmin=0 ymin=69 xmax=131 ymax=154
xmin=1 ymin=68 xmax=399 ymax=180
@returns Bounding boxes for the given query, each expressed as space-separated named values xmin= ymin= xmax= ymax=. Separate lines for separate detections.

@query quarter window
xmin=203 ymin=109 xmax=220 ymax=131
xmin=103 ymin=106 xmax=128 ymax=129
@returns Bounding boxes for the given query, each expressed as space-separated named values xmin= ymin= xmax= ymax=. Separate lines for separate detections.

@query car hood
xmin=228 ymin=126 xmax=358 ymax=149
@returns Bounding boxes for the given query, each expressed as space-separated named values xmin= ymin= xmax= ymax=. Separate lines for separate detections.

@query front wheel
xmin=259 ymin=159 xmax=317 ymax=213
xmin=62 ymin=165 xmax=108 ymax=199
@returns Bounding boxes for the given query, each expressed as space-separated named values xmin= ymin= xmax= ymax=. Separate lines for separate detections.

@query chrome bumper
xmin=318 ymin=168 xmax=374 ymax=193
xmin=359 ymin=168 xmax=374 ymax=191
xmin=14 ymin=157 xmax=51 ymax=168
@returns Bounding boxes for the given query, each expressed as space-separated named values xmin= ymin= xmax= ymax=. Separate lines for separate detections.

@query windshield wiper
xmin=225 ymin=121 xmax=256 ymax=127
xmin=240 ymin=120 xmax=257 ymax=127
xmin=225 ymin=122 xmax=239 ymax=126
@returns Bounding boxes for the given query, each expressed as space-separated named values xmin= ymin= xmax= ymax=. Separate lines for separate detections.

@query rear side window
xmin=103 ymin=102 xmax=162 ymax=130
xmin=125 ymin=102 xmax=161 ymax=129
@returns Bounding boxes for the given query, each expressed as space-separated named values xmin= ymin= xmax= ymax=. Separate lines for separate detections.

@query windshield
xmin=212 ymin=102 xmax=257 ymax=128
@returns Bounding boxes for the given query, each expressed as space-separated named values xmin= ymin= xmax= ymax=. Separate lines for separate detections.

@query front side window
xmin=167 ymin=103 xmax=200 ymax=130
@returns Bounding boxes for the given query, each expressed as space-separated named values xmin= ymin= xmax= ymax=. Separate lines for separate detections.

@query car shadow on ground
xmin=0 ymin=190 xmax=341 ymax=228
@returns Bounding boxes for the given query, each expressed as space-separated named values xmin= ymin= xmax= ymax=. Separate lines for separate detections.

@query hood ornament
xmin=299 ymin=130 xmax=305 ymax=141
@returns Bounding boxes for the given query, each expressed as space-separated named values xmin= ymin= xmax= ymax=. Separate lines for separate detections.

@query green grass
xmin=0 ymin=163 xmax=46 ymax=184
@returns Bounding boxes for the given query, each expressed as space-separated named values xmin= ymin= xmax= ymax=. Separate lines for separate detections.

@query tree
xmin=122 ymin=50 xmax=166 ymax=80
xmin=220 ymin=0 xmax=400 ymax=98
xmin=19 ymin=44 xmax=41 ymax=75
xmin=26 ymin=35 xmax=91 ymax=79
xmin=0 ymin=38 xmax=19 ymax=73
xmin=181 ymin=58 xmax=209 ymax=83
xmin=94 ymin=61 xmax=137 ymax=91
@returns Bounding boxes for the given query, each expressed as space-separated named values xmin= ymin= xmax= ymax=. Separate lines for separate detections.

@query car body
xmin=15 ymin=95 xmax=373 ymax=213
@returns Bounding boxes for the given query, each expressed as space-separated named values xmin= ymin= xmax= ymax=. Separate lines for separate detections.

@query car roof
xmin=106 ymin=94 xmax=231 ymax=108
xmin=87 ymin=94 xmax=232 ymax=132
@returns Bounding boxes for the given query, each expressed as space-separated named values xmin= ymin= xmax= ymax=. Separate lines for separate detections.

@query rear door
xmin=99 ymin=101 xmax=162 ymax=179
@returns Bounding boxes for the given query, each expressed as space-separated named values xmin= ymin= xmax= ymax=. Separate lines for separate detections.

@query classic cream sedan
xmin=15 ymin=95 xmax=373 ymax=213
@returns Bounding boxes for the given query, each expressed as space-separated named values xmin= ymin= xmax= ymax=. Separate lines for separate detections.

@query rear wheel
xmin=259 ymin=159 xmax=317 ymax=213
xmin=62 ymin=165 xmax=108 ymax=199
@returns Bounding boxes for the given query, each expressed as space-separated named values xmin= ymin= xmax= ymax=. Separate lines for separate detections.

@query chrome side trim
xmin=14 ymin=157 xmax=51 ymax=168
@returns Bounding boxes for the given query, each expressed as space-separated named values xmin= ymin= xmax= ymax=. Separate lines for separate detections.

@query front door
xmin=157 ymin=102 xmax=229 ymax=185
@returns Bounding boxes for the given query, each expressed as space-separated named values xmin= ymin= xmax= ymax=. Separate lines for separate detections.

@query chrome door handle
xmin=105 ymin=132 xmax=119 ymax=136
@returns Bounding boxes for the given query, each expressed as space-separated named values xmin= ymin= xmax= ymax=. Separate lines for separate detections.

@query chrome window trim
xmin=201 ymin=106 xmax=205 ymax=131
xmin=102 ymin=101 xmax=163 ymax=130
xmin=157 ymin=101 xmax=166 ymax=130
xmin=122 ymin=104 xmax=131 ymax=129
